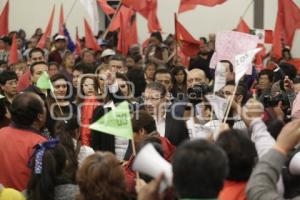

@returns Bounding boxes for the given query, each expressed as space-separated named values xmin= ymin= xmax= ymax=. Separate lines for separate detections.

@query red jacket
xmin=0 ymin=126 xmax=46 ymax=191
xmin=218 ymin=180 xmax=247 ymax=200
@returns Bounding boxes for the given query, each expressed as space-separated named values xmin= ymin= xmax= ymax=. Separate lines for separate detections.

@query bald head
xmin=187 ymin=69 xmax=209 ymax=88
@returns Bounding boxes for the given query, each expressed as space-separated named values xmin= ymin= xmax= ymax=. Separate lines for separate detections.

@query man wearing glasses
xmin=143 ymin=82 xmax=189 ymax=146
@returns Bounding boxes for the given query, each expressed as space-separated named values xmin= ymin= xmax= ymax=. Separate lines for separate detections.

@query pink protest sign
xmin=210 ymin=31 xmax=259 ymax=72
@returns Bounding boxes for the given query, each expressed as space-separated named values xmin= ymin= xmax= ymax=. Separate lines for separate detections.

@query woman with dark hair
xmin=76 ymin=152 xmax=131 ymax=200
xmin=26 ymin=140 xmax=78 ymax=200
xmin=46 ymin=73 xmax=77 ymax=136
xmin=116 ymin=73 xmax=137 ymax=102
xmin=171 ymin=66 xmax=188 ymax=98
xmin=77 ymin=74 xmax=101 ymax=146
xmin=55 ymin=117 xmax=94 ymax=183
xmin=144 ymin=62 xmax=157 ymax=84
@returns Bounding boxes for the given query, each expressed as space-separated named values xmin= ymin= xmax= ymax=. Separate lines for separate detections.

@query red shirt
xmin=0 ymin=126 xmax=46 ymax=191
xmin=218 ymin=180 xmax=247 ymax=200
xmin=124 ymin=136 xmax=175 ymax=193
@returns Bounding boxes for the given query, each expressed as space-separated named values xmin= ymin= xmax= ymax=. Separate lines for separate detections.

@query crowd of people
xmin=0 ymin=25 xmax=300 ymax=200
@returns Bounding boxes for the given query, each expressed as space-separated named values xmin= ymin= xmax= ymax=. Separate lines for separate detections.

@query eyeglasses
xmin=142 ymin=95 xmax=162 ymax=102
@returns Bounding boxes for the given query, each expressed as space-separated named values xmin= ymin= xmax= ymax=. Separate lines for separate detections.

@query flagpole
xmin=65 ymin=0 xmax=79 ymax=23
xmin=222 ymin=84 xmax=238 ymax=123
xmin=174 ymin=13 xmax=178 ymax=64
xmin=102 ymin=2 xmax=122 ymax=40
xmin=51 ymin=91 xmax=67 ymax=123
xmin=241 ymin=0 xmax=254 ymax=18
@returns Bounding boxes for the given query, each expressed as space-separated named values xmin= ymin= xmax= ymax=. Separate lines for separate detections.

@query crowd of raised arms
xmin=1 ymin=11 xmax=300 ymax=199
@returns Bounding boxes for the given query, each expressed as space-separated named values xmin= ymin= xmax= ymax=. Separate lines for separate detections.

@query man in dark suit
xmin=143 ymin=82 xmax=189 ymax=146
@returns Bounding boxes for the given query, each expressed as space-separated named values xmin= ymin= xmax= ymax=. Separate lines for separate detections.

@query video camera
xmin=187 ymin=84 xmax=210 ymax=105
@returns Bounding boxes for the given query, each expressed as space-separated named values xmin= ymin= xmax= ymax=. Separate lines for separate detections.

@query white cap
xmin=54 ymin=35 xmax=66 ymax=41
xmin=101 ymin=49 xmax=115 ymax=58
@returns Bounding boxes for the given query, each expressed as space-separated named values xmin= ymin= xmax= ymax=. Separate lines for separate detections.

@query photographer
xmin=262 ymin=93 xmax=290 ymax=139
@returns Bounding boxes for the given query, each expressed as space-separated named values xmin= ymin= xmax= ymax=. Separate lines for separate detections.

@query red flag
xmin=75 ymin=27 xmax=82 ymax=56
xmin=117 ymin=10 xmax=138 ymax=55
xmin=109 ymin=5 xmax=131 ymax=32
xmin=97 ymin=0 xmax=115 ymax=15
xmin=0 ymin=1 xmax=9 ymax=36
xmin=236 ymin=18 xmax=250 ymax=33
xmin=84 ymin=19 xmax=101 ymax=51
xmin=58 ymin=4 xmax=65 ymax=35
xmin=122 ymin=0 xmax=161 ymax=32
xmin=37 ymin=6 xmax=55 ymax=49
xmin=272 ymin=0 xmax=300 ymax=59
xmin=8 ymin=34 xmax=17 ymax=65
xmin=175 ymin=14 xmax=203 ymax=57
xmin=264 ymin=30 xmax=273 ymax=43
xmin=178 ymin=0 xmax=227 ymax=13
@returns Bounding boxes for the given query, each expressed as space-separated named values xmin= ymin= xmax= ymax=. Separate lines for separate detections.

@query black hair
xmin=132 ymin=110 xmax=157 ymax=134
xmin=10 ymin=93 xmax=44 ymax=126
xmin=171 ymin=66 xmax=187 ymax=85
xmin=0 ymin=70 xmax=18 ymax=85
xmin=216 ymin=129 xmax=257 ymax=181
xmin=150 ymin=32 xmax=163 ymax=43
xmin=172 ymin=139 xmax=228 ymax=199
xmin=279 ymin=62 xmax=297 ymax=80
xmin=27 ymin=143 xmax=68 ymax=200
xmin=199 ymin=37 xmax=207 ymax=44
xmin=54 ymin=117 xmax=80 ymax=183
xmin=154 ymin=68 xmax=172 ymax=81
xmin=110 ymin=54 xmax=126 ymax=65
xmin=126 ymin=68 xmax=146 ymax=97
xmin=146 ymin=82 xmax=167 ymax=98
xmin=30 ymin=61 xmax=48 ymax=74
xmin=29 ymin=48 xmax=45 ymax=59
xmin=258 ymin=69 xmax=274 ymax=82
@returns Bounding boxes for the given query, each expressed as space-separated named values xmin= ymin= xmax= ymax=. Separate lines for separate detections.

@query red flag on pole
xmin=37 ymin=6 xmax=55 ymax=49
xmin=0 ymin=1 xmax=9 ymax=36
xmin=117 ymin=9 xmax=138 ymax=55
xmin=75 ymin=27 xmax=82 ymax=56
xmin=122 ymin=0 xmax=161 ymax=32
xmin=236 ymin=18 xmax=250 ymax=33
xmin=97 ymin=0 xmax=115 ymax=15
xmin=84 ymin=19 xmax=101 ymax=51
xmin=178 ymin=0 xmax=227 ymax=13
xmin=272 ymin=0 xmax=300 ymax=59
xmin=8 ymin=34 xmax=18 ymax=65
xmin=175 ymin=14 xmax=203 ymax=57
xmin=58 ymin=4 xmax=65 ymax=35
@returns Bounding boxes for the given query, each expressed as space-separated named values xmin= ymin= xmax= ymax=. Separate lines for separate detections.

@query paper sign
xmin=234 ymin=48 xmax=261 ymax=84
xmin=209 ymin=31 xmax=259 ymax=73
xmin=214 ymin=62 xmax=226 ymax=92
xmin=205 ymin=95 xmax=229 ymax=120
